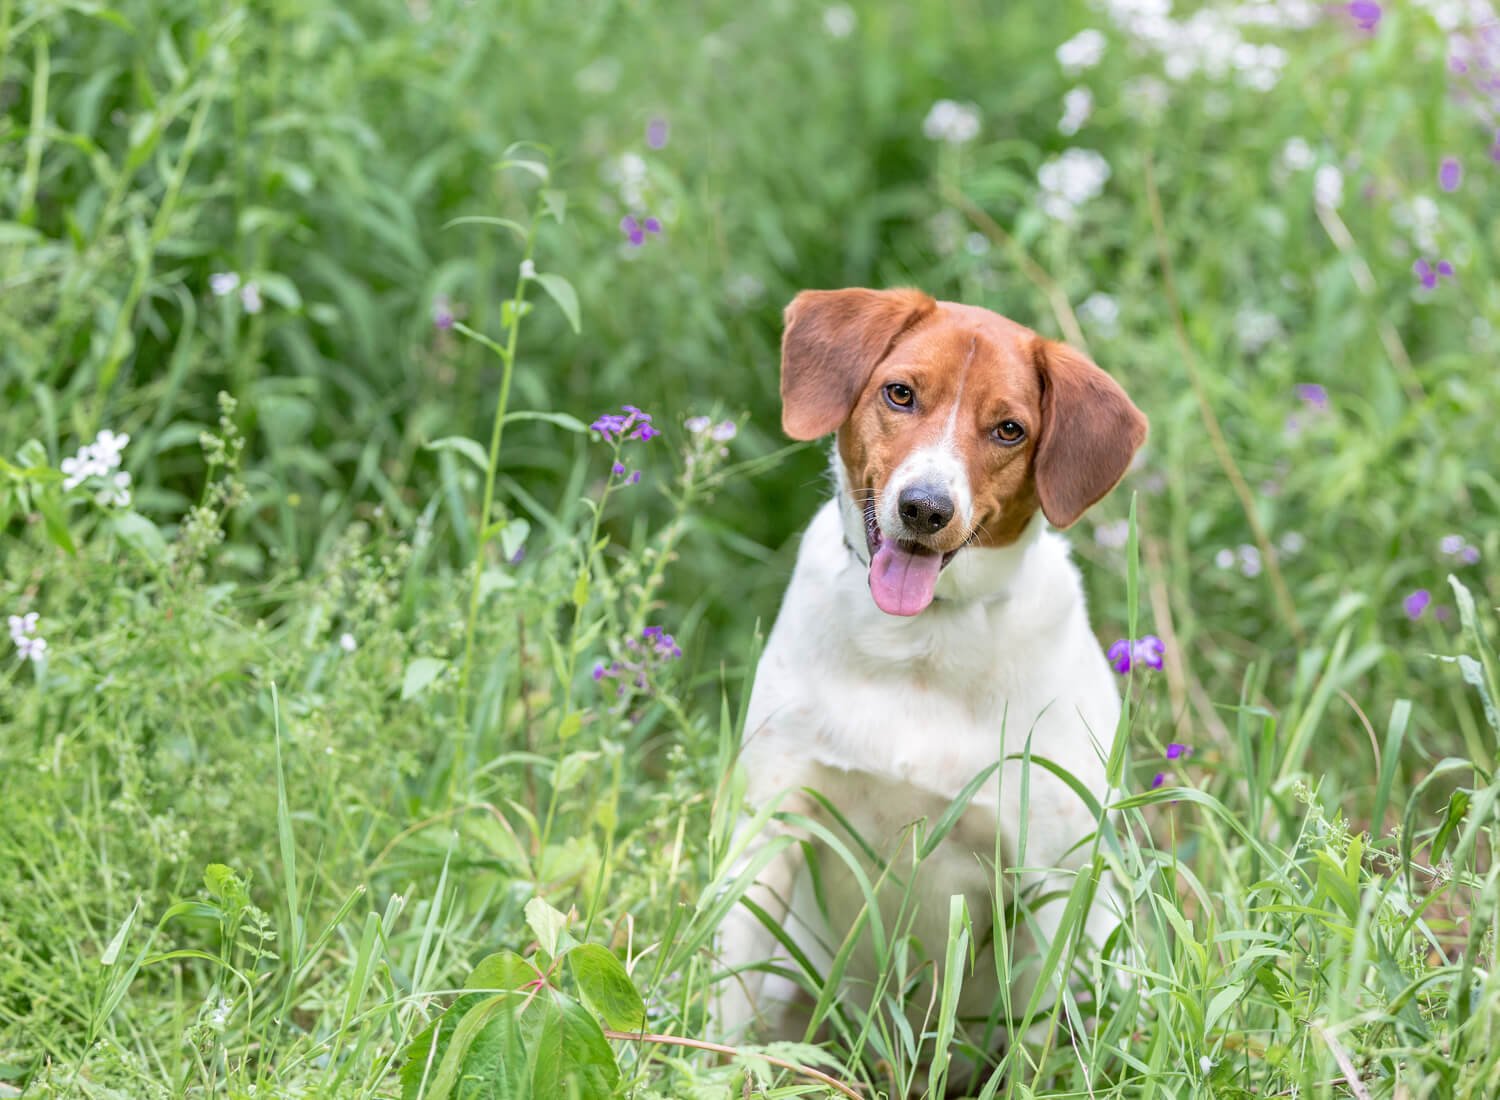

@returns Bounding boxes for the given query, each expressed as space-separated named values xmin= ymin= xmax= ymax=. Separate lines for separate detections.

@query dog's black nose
xmin=898 ymin=485 xmax=954 ymax=533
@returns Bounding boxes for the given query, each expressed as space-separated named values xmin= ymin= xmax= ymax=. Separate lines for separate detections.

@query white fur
xmin=716 ymin=462 xmax=1122 ymax=1048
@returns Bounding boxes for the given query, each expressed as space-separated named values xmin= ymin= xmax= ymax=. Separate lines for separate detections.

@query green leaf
xmin=529 ymin=992 xmax=619 ymax=1100
xmin=553 ymin=751 xmax=597 ymax=793
xmin=1432 ymin=788 xmax=1471 ymax=864
xmin=499 ymin=410 xmax=587 ymax=434
xmin=441 ymin=215 xmax=528 ymax=239
xmin=534 ymin=273 xmax=581 ymax=334
xmin=501 ymin=299 xmax=534 ymax=327
xmin=466 ymin=950 xmax=540 ymax=993
xmin=540 ymin=189 xmax=567 ymax=223
xmin=525 ymin=897 xmax=571 ymax=959
xmin=557 ymin=711 xmax=582 ymax=742
xmin=498 ymin=518 xmax=530 ymax=561
xmin=404 ymin=992 xmax=525 ymax=1100
xmin=35 ymin=491 xmax=76 ymax=555
xmin=101 ymin=898 xmax=141 ymax=966
xmin=568 ymin=944 xmax=645 ymax=1032
xmin=113 ymin=510 xmax=168 ymax=566
xmin=571 ymin=568 xmax=590 ymax=609
xmin=499 ymin=158 xmax=550 ymax=183
xmin=402 ymin=657 xmax=448 ymax=701
xmin=425 ymin=436 xmax=491 ymax=475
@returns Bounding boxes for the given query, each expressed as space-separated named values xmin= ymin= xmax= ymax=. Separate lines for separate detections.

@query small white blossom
xmin=339 ymin=633 xmax=358 ymax=653
xmin=1123 ymin=75 xmax=1169 ymax=118
xmin=1313 ymin=164 xmax=1344 ymax=208
xmin=1038 ymin=148 xmax=1111 ymax=224
xmin=1058 ymin=87 xmax=1095 ymax=136
xmin=1393 ymin=195 xmax=1441 ymax=254
xmin=822 ymin=4 xmax=856 ymax=38
xmin=1056 ymin=28 xmax=1107 ymax=74
xmin=1238 ymin=544 xmax=1263 ymax=577
xmin=9 ymin=613 xmax=46 ymax=663
xmin=209 ymin=271 xmax=241 ymax=297
xmin=605 ymin=152 xmax=649 ymax=208
xmin=710 ymin=420 xmax=738 ymax=442
xmin=1280 ymin=531 xmax=1306 ymax=555
xmin=922 ymin=99 xmax=982 ymax=144
xmin=96 ymin=471 xmax=132 ymax=508
xmin=519 ymin=259 xmax=536 ymax=280
xmin=1078 ymin=292 xmax=1121 ymax=336
xmin=685 ymin=416 xmax=712 ymax=435
xmin=240 ymin=281 xmax=263 ymax=314
xmin=1280 ymin=137 xmax=1314 ymax=173
xmin=1214 ymin=547 xmax=1236 ymax=569
xmin=1199 ymin=1055 xmax=1213 ymax=1074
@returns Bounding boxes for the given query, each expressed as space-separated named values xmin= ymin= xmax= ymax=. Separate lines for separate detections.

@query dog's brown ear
xmin=1033 ymin=339 xmax=1148 ymax=529
xmin=780 ymin=288 xmax=936 ymax=440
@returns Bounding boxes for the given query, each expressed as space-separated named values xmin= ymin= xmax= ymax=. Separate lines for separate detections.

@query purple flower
xmin=590 ymin=405 xmax=659 ymax=443
xmin=1151 ymin=772 xmax=1167 ymax=789
xmin=432 ymin=296 xmax=455 ymax=330
xmin=642 ymin=625 xmax=682 ymax=659
xmin=620 ymin=215 xmax=663 ymax=247
xmin=1295 ymin=383 xmax=1329 ymax=412
xmin=1404 ymin=589 xmax=1431 ymax=620
xmin=646 ymin=117 xmax=670 ymax=150
xmin=1414 ymin=259 xmax=1455 ymax=290
xmin=1346 ymin=1 xmax=1380 ymax=31
xmin=1108 ymin=635 xmax=1166 ymax=674
xmin=1165 ymin=742 xmax=1189 ymax=760
xmin=593 ymin=663 xmax=606 ymax=681
xmin=1439 ymin=157 xmax=1463 ymax=192
xmin=612 ymin=461 xmax=626 ymax=476
xmin=629 ymin=470 xmax=642 ymax=484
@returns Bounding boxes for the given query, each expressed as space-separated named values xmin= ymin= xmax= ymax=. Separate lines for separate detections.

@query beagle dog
xmin=718 ymin=288 xmax=1146 ymax=1061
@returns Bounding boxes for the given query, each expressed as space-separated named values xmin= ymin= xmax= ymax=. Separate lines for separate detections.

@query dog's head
xmin=781 ymin=287 xmax=1147 ymax=617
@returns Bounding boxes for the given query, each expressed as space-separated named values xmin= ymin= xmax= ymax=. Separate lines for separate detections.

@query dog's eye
xmin=883 ymin=383 xmax=915 ymax=410
xmin=993 ymin=420 xmax=1026 ymax=445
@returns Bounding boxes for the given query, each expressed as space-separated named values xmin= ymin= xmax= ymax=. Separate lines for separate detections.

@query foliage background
xmin=2 ymin=0 xmax=1498 ymax=1096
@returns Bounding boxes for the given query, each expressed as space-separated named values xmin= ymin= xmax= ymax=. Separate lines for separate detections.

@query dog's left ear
xmin=780 ymin=288 xmax=936 ymax=440
xmin=1033 ymin=339 xmax=1148 ymax=529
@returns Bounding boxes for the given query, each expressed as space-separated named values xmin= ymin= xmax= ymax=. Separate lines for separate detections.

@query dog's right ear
xmin=780 ymin=288 xmax=936 ymax=440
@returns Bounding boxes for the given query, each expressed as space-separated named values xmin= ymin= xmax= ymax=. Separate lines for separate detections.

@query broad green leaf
xmin=529 ymin=992 xmax=619 ymax=1100
xmin=525 ymin=897 xmax=570 ymax=959
xmin=1432 ymin=788 xmax=1471 ymax=864
xmin=465 ymin=950 xmax=539 ymax=993
xmin=498 ymin=518 xmax=530 ymax=561
xmin=35 ymin=491 xmax=76 ymax=555
xmin=553 ymin=751 xmax=597 ymax=793
xmin=569 ymin=944 xmax=646 ymax=1033
xmin=113 ymin=510 xmax=168 ymax=566
xmin=557 ymin=711 xmax=582 ymax=742
xmin=402 ymin=657 xmax=448 ymax=701
xmin=534 ymin=273 xmax=581 ymax=334
xmin=499 ymin=410 xmax=587 ymax=434
xmin=424 ymin=436 xmax=490 ymax=475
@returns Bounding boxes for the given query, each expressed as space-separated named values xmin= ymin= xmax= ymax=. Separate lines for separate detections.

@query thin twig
xmin=602 ymin=1029 xmax=863 ymax=1099
xmin=1313 ymin=1021 xmax=1375 ymax=1100
xmin=1142 ymin=155 xmax=1307 ymax=648
xmin=941 ymin=183 xmax=1090 ymax=352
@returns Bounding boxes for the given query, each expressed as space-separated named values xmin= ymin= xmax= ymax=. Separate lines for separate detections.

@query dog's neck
xmin=831 ymin=458 xmax=1044 ymax=606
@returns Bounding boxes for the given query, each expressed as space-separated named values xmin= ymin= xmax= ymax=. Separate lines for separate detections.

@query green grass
xmin=3 ymin=0 xmax=1499 ymax=1096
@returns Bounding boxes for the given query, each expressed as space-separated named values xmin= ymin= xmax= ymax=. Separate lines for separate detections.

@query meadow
xmin=2 ymin=0 xmax=1499 ymax=1096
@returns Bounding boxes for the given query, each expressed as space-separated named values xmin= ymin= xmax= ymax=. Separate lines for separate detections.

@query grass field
xmin=3 ymin=0 xmax=1499 ymax=1096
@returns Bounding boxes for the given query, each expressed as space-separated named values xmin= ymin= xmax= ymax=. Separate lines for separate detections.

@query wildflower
xmin=1123 ymin=75 xmax=1169 ymax=119
xmin=1413 ymin=258 xmax=1455 ymax=289
xmin=1056 ymin=28 xmax=1106 ymax=74
xmin=1214 ymin=547 xmax=1236 ymax=570
xmin=1439 ymin=156 xmax=1463 ymax=192
xmin=339 ymin=633 xmax=357 ymax=653
xmin=1078 ymin=292 xmax=1121 ymax=337
xmin=641 ymin=625 xmax=683 ymax=659
xmin=1058 ymin=87 xmax=1094 ymax=136
xmin=1151 ymin=772 xmax=1167 ymax=789
xmin=822 ymin=4 xmax=856 ymax=37
xmin=1107 ymin=634 xmax=1165 ymax=673
xmin=1165 ymin=742 xmax=1189 ymax=760
xmin=209 ymin=271 xmax=241 ymax=297
xmin=1392 ymin=195 xmax=1441 ymax=254
xmin=1233 ymin=43 xmax=1286 ymax=91
xmin=519 ymin=260 xmax=536 ymax=280
xmin=1280 ymin=530 xmax=1306 ymax=555
xmin=1439 ymin=534 xmax=1481 ymax=565
xmin=964 ymin=232 xmax=989 ymax=256
xmin=590 ymin=405 xmax=659 ymax=443
xmin=1094 ymin=518 xmax=1130 ymax=549
xmin=1346 ymin=1 xmax=1381 ymax=31
xmin=61 ymin=430 xmax=130 ymax=492
xmin=1403 ymin=589 xmax=1431 ymax=620
xmin=629 ymin=470 xmax=642 ymax=484
xmin=8 ymin=613 xmax=46 ymax=663
xmin=709 ymin=420 xmax=737 ymax=442
xmin=685 ymin=416 xmax=712 ymax=434
xmin=240 ymin=282 xmax=263 ymax=314
xmin=431 ymin=296 xmax=455 ymax=330
xmin=1280 ymin=137 xmax=1315 ymax=172
xmin=605 ymin=152 xmax=648 ymax=207
xmin=620 ymin=214 xmax=662 ymax=246
xmin=1313 ymin=164 xmax=1344 ymax=208
xmin=1238 ymin=544 xmax=1263 ymax=577
xmin=1295 ymin=383 xmax=1329 ymax=411
xmin=612 ymin=461 xmax=627 ymax=476
xmin=594 ymin=625 xmax=683 ymax=698
xmin=1037 ymin=148 xmax=1111 ymax=223
xmin=645 ymin=117 xmax=670 ymax=150
xmin=96 ymin=471 xmax=132 ymax=508
xmin=1199 ymin=1055 xmax=1214 ymax=1074
xmin=922 ymin=99 xmax=982 ymax=144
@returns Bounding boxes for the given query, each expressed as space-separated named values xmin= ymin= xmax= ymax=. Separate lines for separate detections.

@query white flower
xmin=1313 ymin=164 xmax=1343 ymax=208
xmin=9 ymin=613 xmax=46 ymax=663
xmin=964 ymin=232 xmax=990 ymax=256
xmin=1214 ymin=547 xmax=1236 ymax=569
xmin=519 ymin=259 xmax=536 ymax=280
xmin=1234 ymin=307 xmax=1282 ymax=355
xmin=1199 ymin=1055 xmax=1213 ymax=1074
xmin=1058 ymin=87 xmax=1094 ymax=136
xmin=1056 ymin=28 xmax=1107 ymax=74
xmin=96 ymin=471 xmax=132 ymax=508
xmin=1238 ymin=544 xmax=1263 ymax=577
xmin=240 ymin=281 xmax=263 ymax=314
xmin=1235 ymin=43 xmax=1286 ymax=91
xmin=61 ymin=455 xmax=91 ymax=490
xmin=339 ymin=633 xmax=358 ymax=653
xmin=685 ymin=416 xmax=712 ymax=435
xmin=710 ymin=420 xmax=738 ymax=442
xmin=1440 ymin=534 xmax=1465 ymax=556
xmin=1393 ymin=195 xmax=1441 ymax=253
xmin=1280 ymin=531 xmax=1306 ymax=555
xmin=209 ymin=271 xmax=241 ymax=297
xmin=605 ymin=152 xmax=649 ymax=208
xmin=1037 ymin=148 xmax=1111 ymax=223
xmin=1123 ymin=76 xmax=1169 ymax=118
xmin=93 ymin=430 xmax=130 ymax=459
xmin=1078 ymin=292 xmax=1121 ymax=336
xmin=822 ymin=4 xmax=856 ymax=38
xmin=1280 ymin=137 xmax=1314 ymax=172
xmin=1094 ymin=519 xmax=1130 ymax=548
xmin=922 ymin=99 xmax=982 ymax=144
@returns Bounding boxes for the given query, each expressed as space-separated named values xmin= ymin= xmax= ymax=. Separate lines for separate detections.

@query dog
xmin=717 ymin=287 xmax=1147 ymax=1071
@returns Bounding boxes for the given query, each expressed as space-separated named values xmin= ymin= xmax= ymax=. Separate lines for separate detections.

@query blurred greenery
xmin=3 ymin=0 xmax=1499 ymax=1096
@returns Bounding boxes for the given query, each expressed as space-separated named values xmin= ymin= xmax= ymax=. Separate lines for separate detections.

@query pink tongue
xmin=868 ymin=542 xmax=943 ymax=616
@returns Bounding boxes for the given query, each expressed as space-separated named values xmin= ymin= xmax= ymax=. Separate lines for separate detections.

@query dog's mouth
xmin=862 ymin=506 xmax=967 ymax=617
